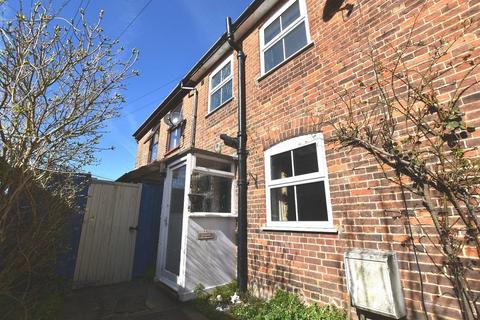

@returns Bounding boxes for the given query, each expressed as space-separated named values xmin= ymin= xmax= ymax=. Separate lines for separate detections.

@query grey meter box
xmin=345 ymin=249 xmax=406 ymax=319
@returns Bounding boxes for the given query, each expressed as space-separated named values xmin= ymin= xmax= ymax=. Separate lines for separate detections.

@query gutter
xmin=133 ymin=0 xmax=273 ymax=139
xmin=180 ymin=82 xmax=198 ymax=149
xmin=133 ymin=82 xmax=183 ymax=139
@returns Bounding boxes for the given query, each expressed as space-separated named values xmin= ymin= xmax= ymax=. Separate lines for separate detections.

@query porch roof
xmin=117 ymin=160 xmax=166 ymax=183
xmin=117 ymin=148 xmax=237 ymax=183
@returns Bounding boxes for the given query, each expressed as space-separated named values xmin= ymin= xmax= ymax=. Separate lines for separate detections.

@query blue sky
xmin=5 ymin=0 xmax=251 ymax=180
xmin=87 ymin=0 xmax=252 ymax=180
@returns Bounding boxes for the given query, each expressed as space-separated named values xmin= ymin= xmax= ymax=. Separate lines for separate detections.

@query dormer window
xmin=208 ymin=56 xmax=233 ymax=113
xmin=260 ymin=0 xmax=311 ymax=75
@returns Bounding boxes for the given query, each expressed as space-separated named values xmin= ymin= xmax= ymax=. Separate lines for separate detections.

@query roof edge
xmin=132 ymin=0 xmax=272 ymax=140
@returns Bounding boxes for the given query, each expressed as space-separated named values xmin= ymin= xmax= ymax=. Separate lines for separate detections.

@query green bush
xmin=231 ymin=290 xmax=346 ymax=320
xmin=211 ymin=281 xmax=238 ymax=303
xmin=192 ymin=283 xmax=237 ymax=320
xmin=193 ymin=283 xmax=346 ymax=320
xmin=194 ymin=283 xmax=209 ymax=301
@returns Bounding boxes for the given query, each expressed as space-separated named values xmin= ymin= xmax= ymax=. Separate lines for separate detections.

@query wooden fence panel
xmin=73 ymin=180 xmax=142 ymax=287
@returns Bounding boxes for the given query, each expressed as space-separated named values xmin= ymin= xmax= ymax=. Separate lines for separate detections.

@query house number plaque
xmin=198 ymin=231 xmax=216 ymax=241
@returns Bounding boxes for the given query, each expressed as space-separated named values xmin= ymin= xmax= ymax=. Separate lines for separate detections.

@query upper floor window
xmin=148 ymin=129 xmax=159 ymax=163
xmin=209 ymin=56 xmax=233 ymax=113
xmin=264 ymin=134 xmax=333 ymax=231
xmin=165 ymin=105 xmax=184 ymax=152
xmin=167 ymin=123 xmax=183 ymax=151
xmin=260 ymin=0 xmax=311 ymax=75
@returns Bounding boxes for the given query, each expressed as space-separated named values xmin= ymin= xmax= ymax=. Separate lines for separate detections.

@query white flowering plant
xmin=193 ymin=283 xmax=346 ymax=320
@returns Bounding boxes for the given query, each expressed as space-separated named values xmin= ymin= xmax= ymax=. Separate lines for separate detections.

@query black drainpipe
xmin=180 ymin=82 xmax=198 ymax=149
xmin=225 ymin=16 xmax=248 ymax=294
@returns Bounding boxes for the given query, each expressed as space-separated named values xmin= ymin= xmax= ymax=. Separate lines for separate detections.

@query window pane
xmin=293 ymin=143 xmax=318 ymax=175
xmin=221 ymin=80 xmax=233 ymax=103
xmin=284 ymin=21 xmax=307 ymax=58
xmin=271 ymin=150 xmax=292 ymax=179
xmin=168 ymin=126 xmax=181 ymax=150
xmin=281 ymin=1 xmax=300 ymax=30
xmin=264 ymin=17 xmax=281 ymax=44
xmin=270 ymin=186 xmax=296 ymax=221
xmin=149 ymin=143 xmax=158 ymax=162
xmin=264 ymin=40 xmax=284 ymax=73
xmin=221 ymin=63 xmax=231 ymax=80
xmin=196 ymin=157 xmax=231 ymax=172
xmin=165 ymin=165 xmax=186 ymax=275
xmin=174 ymin=127 xmax=182 ymax=146
xmin=210 ymin=89 xmax=221 ymax=110
xmin=211 ymin=70 xmax=222 ymax=88
xmin=296 ymin=181 xmax=328 ymax=221
xmin=190 ymin=173 xmax=232 ymax=213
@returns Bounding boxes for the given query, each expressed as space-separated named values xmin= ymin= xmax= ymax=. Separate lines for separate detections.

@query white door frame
xmin=156 ymin=154 xmax=192 ymax=291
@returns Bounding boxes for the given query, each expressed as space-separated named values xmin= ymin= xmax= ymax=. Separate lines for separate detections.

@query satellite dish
xmin=163 ymin=109 xmax=183 ymax=127
xmin=169 ymin=110 xmax=183 ymax=126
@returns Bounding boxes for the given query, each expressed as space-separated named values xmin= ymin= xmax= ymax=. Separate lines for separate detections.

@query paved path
xmin=58 ymin=280 xmax=209 ymax=320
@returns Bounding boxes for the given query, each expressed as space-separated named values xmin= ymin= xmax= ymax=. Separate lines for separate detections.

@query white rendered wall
xmin=183 ymin=216 xmax=237 ymax=298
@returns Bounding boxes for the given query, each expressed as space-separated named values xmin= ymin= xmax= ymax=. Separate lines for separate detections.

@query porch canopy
xmin=117 ymin=148 xmax=236 ymax=184
xmin=117 ymin=160 xmax=166 ymax=183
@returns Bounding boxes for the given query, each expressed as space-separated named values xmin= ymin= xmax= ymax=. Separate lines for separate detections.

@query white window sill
xmin=189 ymin=212 xmax=237 ymax=218
xmin=261 ymin=225 xmax=338 ymax=233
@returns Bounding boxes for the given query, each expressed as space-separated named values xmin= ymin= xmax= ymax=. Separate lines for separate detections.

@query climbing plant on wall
xmin=324 ymin=11 xmax=480 ymax=319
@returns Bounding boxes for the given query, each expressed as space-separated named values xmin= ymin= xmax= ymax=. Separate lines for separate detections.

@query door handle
xmin=129 ymin=226 xmax=138 ymax=231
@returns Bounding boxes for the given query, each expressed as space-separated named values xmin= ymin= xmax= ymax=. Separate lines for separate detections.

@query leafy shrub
xmin=194 ymin=283 xmax=209 ymax=301
xmin=192 ymin=283 xmax=237 ymax=320
xmin=193 ymin=283 xmax=346 ymax=320
xmin=231 ymin=290 xmax=346 ymax=320
xmin=211 ymin=281 xmax=238 ymax=304
xmin=315 ymin=304 xmax=348 ymax=320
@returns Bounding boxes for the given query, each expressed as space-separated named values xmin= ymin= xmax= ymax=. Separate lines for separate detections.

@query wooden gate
xmin=73 ymin=180 xmax=143 ymax=287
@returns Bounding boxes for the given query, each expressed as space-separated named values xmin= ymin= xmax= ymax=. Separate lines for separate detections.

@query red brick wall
xmin=134 ymin=0 xmax=480 ymax=318
xmin=239 ymin=1 xmax=479 ymax=319
xmin=135 ymin=52 xmax=243 ymax=168
xmin=135 ymin=92 xmax=197 ymax=168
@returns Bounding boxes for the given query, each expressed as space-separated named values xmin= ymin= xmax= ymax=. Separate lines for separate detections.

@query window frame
xmin=259 ymin=0 xmax=312 ymax=76
xmin=189 ymin=154 xmax=237 ymax=216
xmin=264 ymin=133 xmax=334 ymax=231
xmin=208 ymin=55 xmax=234 ymax=114
xmin=166 ymin=121 xmax=184 ymax=153
xmin=148 ymin=128 xmax=159 ymax=163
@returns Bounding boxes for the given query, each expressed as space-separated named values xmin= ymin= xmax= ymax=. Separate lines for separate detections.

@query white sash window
xmin=260 ymin=0 xmax=312 ymax=75
xmin=264 ymin=134 xmax=334 ymax=231
xmin=209 ymin=56 xmax=233 ymax=113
